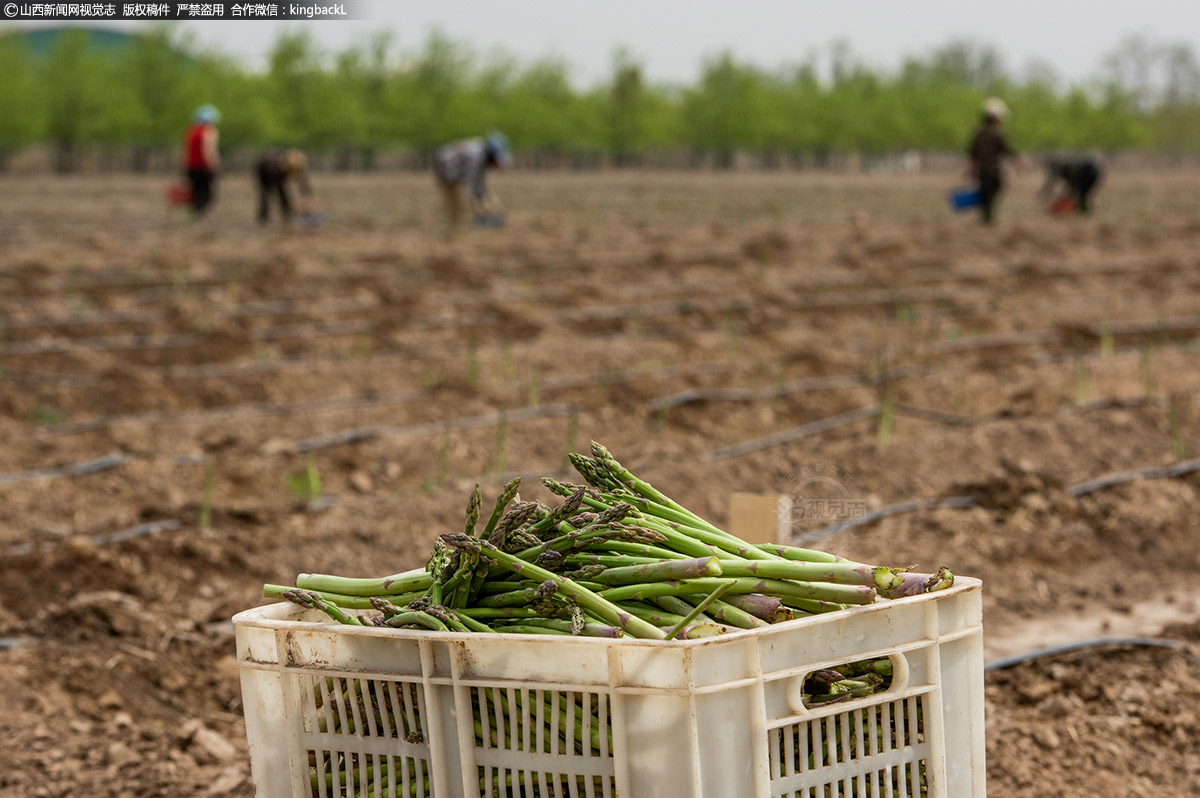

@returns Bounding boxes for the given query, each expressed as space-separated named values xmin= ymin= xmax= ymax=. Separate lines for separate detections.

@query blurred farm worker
xmin=1041 ymin=156 xmax=1103 ymax=215
xmin=256 ymin=148 xmax=314 ymax=224
xmin=433 ymin=130 xmax=512 ymax=227
xmin=183 ymin=104 xmax=221 ymax=215
xmin=967 ymin=97 xmax=1018 ymax=224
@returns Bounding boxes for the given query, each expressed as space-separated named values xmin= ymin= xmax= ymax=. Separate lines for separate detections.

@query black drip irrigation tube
xmin=984 ymin=636 xmax=1195 ymax=672
xmin=7 ymin=519 xmax=183 ymax=557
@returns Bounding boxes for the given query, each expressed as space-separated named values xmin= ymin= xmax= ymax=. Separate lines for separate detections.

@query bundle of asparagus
xmin=266 ymin=443 xmax=952 ymax=698
xmin=264 ymin=443 xmax=955 ymax=798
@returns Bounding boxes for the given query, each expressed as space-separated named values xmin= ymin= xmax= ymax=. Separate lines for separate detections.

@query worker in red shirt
xmin=183 ymin=104 xmax=221 ymax=215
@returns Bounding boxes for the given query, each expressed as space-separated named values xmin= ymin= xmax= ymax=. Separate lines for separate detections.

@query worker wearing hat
xmin=182 ymin=104 xmax=221 ymax=215
xmin=433 ymin=130 xmax=512 ymax=228
xmin=967 ymin=98 xmax=1018 ymax=224
xmin=256 ymin=148 xmax=314 ymax=224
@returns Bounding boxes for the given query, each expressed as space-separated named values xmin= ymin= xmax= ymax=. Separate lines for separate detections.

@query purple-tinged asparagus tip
xmin=723 ymin=592 xmax=783 ymax=621
xmin=875 ymin=566 xmax=955 ymax=599
xmin=440 ymin=532 xmax=481 ymax=552
xmin=369 ymin=597 xmax=398 ymax=614
xmin=281 ymin=589 xmax=311 ymax=607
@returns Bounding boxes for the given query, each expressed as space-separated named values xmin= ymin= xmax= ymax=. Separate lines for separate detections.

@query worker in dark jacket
xmin=967 ymin=98 xmax=1018 ymax=224
xmin=256 ymin=148 xmax=313 ymax=224
xmin=433 ymin=131 xmax=511 ymax=227
xmin=1041 ymin=156 xmax=1103 ymax=215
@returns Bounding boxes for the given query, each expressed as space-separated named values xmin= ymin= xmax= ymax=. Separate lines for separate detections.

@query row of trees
xmin=2 ymin=26 xmax=1200 ymax=172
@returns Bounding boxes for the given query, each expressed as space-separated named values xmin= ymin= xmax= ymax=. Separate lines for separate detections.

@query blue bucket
xmin=948 ymin=186 xmax=981 ymax=211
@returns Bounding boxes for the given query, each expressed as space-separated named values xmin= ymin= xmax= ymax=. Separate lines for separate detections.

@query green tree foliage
xmin=682 ymin=51 xmax=770 ymax=167
xmin=504 ymin=57 xmax=597 ymax=160
xmin=1101 ymin=35 xmax=1197 ymax=155
xmin=595 ymin=52 xmax=680 ymax=160
xmin=390 ymin=30 xmax=473 ymax=158
xmin=191 ymin=53 xmax=272 ymax=153
xmin=1091 ymin=82 xmax=1149 ymax=152
xmin=0 ymin=35 xmax=41 ymax=169
xmin=41 ymin=29 xmax=138 ymax=172
xmin=896 ymin=50 xmax=993 ymax=151
xmin=330 ymin=31 xmax=394 ymax=168
xmin=266 ymin=30 xmax=355 ymax=150
xmin=461 ymin=52 xmax=517 ymax=139
xmin=604 ymin=47 xmax=653 ymax=165
xmin=924 ymin=40 xmax=1007 ymax=92
xmin=758 ymin=62 xmax=824 ymax=160
xmin=3 ymin=27 xmax=1199 ymax=166
xmin=1153 ymin=43 xmax=1200 ymax=156
xmin=124 ymin=24 xmax=193 ymax=168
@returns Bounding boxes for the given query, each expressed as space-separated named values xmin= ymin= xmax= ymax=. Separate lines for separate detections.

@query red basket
xmin=1047 ymin=196 xmax=1075 ymax=216
xmin=165 ymin=183 xmax=193 ymax=206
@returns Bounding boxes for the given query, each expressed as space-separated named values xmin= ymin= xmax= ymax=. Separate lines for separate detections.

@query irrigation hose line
xmin=983 ymin=636 xmax=1197 ymax=672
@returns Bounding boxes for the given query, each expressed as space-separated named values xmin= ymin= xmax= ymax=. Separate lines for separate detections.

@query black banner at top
xmin=2 ymin=1 xmax=366 ymax=19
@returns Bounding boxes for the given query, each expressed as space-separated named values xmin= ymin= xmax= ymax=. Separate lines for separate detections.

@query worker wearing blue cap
xmin=183 ymin=104 xmax=221 ymax=215
xmin=433 ymin=130 xmax=511 ymax=227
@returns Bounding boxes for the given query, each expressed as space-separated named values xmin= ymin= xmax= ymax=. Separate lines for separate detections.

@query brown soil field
xmin=1 ymin=169 xmax=1199 ymax=797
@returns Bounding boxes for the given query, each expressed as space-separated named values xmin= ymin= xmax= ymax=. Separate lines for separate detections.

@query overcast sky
xmin=17 ymin=1 xmax=1200 ymax=86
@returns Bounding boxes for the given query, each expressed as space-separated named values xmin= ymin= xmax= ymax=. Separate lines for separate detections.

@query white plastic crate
xmin=234 ymin=575 xmax=984 ymax=798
